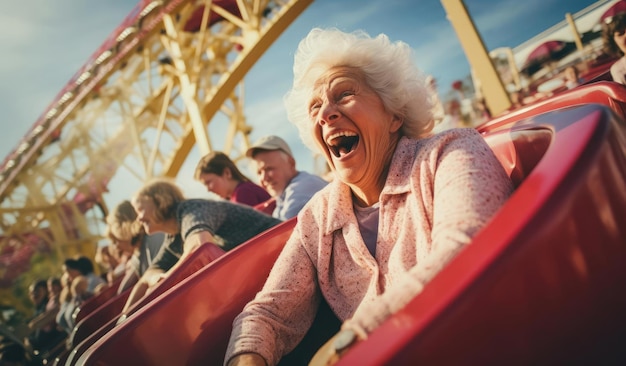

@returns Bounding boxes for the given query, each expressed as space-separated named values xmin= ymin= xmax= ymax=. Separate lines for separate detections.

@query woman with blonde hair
xmin=94 ymin=244 xmax=126 ymax=283
xmin=225 ymin=28 xmax=512 ymax=365
xmin=106 ymin=200 xmax=164 ymax=294
xmin=121 ymin=178 xmax=281 ymax=314
xmin=194 ymin=151 xmax=270 ymax=206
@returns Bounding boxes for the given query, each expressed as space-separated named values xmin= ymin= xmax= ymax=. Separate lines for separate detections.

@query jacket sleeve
xmin=224 ymin=218 xmax=322 ymax=366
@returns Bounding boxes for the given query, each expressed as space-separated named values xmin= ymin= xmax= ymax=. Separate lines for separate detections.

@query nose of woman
xmin=318 ymin=101 xmax=341 ymax=126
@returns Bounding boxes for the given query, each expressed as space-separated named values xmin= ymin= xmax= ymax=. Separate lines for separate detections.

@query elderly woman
xmin=106 ymin=200 xmax=165 ymax=294
xmin=225 ymin=28 xmax=513 ymax=366
xmin=121 ymin=178 xmax=282 ymax=314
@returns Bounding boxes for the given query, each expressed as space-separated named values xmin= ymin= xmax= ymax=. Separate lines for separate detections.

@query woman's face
xmin=48 ymin=281 xmax=62 ymax=296
xmin=62 ymin=265 xmax=80 ymax=281
xmin=613 ymin=23 xmax=626 ymax=55
xmin=308 ymin=67 xmax=402 ymax=189
xmin=132 ymin=195 xmax=165 ymax=235
xmin=198 ymin=172 xmax=230 ymax=199
xmin=111 ymin=236 xmax=134 ymax=255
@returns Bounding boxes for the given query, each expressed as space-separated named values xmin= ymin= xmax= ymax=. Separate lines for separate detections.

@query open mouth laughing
xmin=327 ymin=131 xmax=359 ymax=158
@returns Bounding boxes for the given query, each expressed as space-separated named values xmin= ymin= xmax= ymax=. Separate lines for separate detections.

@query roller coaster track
xmin=0 ymin=0 xmax=313 ymax=293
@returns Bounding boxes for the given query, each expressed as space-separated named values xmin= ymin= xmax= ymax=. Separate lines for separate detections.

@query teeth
xmin=326 ymin=131 xmax=357 ymax=145
xmin=326 ymin=131 xmax=359 ymax=158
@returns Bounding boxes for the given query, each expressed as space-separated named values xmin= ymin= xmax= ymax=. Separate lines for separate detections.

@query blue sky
xmin=0 ymin=0 xmax=606 ymax=201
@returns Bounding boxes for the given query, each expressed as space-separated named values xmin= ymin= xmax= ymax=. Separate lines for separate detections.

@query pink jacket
xmin=226 ymin=129 xmax=513 ymax=365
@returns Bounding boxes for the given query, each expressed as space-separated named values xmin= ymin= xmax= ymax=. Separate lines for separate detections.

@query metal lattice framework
xmin=0 ymin=0 xmax=313 ymax=293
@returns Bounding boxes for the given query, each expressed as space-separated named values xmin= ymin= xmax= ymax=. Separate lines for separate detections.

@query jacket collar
xmin=322 ymin=136 xmax=418 ymax=234
xmin=381 ymin=136 xmax=419 ymax=196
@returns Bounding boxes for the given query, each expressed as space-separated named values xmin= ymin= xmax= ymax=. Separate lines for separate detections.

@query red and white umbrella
xmin=524 ymin=40 xmax=567 ymax=67
xmin=600 ymin=0 xmax=626 ymax=24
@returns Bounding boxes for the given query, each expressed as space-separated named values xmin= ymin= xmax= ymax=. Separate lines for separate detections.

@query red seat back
xmin=125 ymin=241 xmax=226 ymax=317
xmin=483 ymin=128 xmax=552 ymax=188
xmin=73 ymin=276 xmax=123 ymax=323
xmin=64 ymin=290 xmax=131 ymax=366
xmin=77 ymin=219 xmax=297 ymax=365
xmin=51 ymin=349 xmax=70 ymax=366
xmin=65 ymin=317 xmax=123 ymax=366
xmin=485 ymin=81 xmax=626 ymax=130
xmin=68 ymin=288 xmax=131 ymax=348
xmin=65 ymin=242 xmax=225 ymax=365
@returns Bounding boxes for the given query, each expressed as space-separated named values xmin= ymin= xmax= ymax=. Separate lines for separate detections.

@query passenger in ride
xmin=94 ymin=243 xmax=127 ymax=284
xmin=60 ymin=256 xmax=105 ymax=295
xmin=27 ymin=280 xmax=48 ymax=323
xmin=194 ymin=151 xmax=271 ymax=207
xmin=225 ymin=28 xmax=513 ymax=366
xmin=25 ymin=279 xmax=65 ymax=356
xmin=246 ymin=135 xmax=328 ymax=220
xmin=46 ymin=277 xmax=63 ymax=309
xmin=120 ymin=178 xmax=282 ymax=314
xmin=56 ymin=256 xmax=104 ymax=333
xmin=603 ymin=12 xmax=626 ymax=84
xmin=105 ymin=200 xmax=164 ymax=294
xmin=562 ymin=65 xmax=582 ymax=90
xmin=26 ymin=277 xmax=65 ymax=350
xmin=56 ymin=276 xmax=92 ymax=334
xmin=54 ymin=273 xmax=72 ymax=336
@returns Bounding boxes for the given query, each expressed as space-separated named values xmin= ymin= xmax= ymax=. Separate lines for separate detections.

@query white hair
xmin=284 ymin=28 xmax=434 ymax=151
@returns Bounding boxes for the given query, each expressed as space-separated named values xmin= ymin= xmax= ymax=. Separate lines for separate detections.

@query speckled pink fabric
xmin=225 ymin=129 xmax=514 ymax=366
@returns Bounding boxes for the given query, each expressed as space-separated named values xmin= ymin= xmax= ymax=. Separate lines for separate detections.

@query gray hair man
xmin=246 ymin=135 xmax=328 ymax=220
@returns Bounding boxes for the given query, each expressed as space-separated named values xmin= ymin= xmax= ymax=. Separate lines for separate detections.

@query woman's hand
xmin=309 ymin=328 xmax=361 ymax=366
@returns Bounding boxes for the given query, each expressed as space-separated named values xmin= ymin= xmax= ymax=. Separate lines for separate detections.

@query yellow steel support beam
xmin=566 ymin=12 xmax=584 ymax=53
xmin=441 ymin=0 xmax=511 ymax=114
xmin=162 ymin=13 xmax=213 ymax=156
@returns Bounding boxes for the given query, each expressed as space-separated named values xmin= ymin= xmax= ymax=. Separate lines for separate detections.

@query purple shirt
xmin=231 ymin=181 xmax=271 ymax=207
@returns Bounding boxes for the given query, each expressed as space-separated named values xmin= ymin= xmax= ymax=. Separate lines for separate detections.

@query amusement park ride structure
xmin=0 ymin=0 xmax=313 ymax=288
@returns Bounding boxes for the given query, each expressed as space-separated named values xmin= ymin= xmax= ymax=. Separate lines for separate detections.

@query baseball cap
xmin=246 ymin=135 xmax=293 ymax=158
